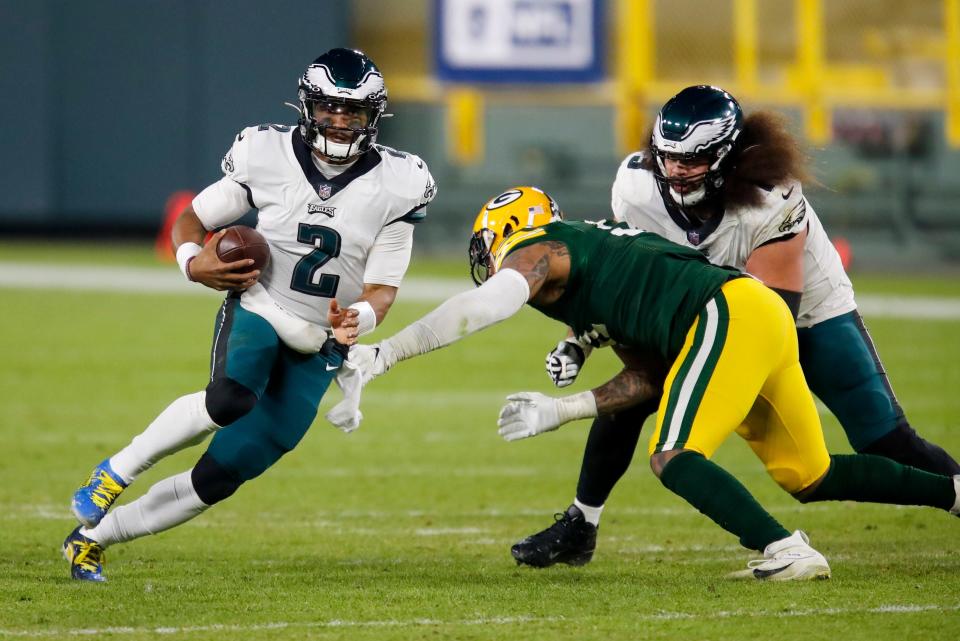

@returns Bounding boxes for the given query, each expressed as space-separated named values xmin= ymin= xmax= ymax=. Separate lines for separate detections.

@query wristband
xmin=348 ymin=301 xmax=377 ymax=336
xmin=555 ymin=391 xmax=599 ymax=423
xmin=176 ymin=242 xmax=202 ymax=281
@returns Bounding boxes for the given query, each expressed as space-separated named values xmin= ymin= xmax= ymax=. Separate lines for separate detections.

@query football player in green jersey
xmin=351 ymin=186 xmax=960 ymax=580
xmin=520 ymin=85 xmax=958 ymax=570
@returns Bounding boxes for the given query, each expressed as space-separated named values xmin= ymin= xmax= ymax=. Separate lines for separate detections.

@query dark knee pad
xmin=860 ymin=422 xmax=960 ymax=476
xmin=205 ymin=377 xmax=257 ymax=427
xmin=191 ymin=453 xmax=244 ymax=505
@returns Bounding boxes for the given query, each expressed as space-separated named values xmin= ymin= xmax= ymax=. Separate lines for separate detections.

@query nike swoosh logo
xmin=237 ymin=132 xmax=245 ymax=141
xmin=326 ymin=363 xmax=339 ymax=371
xmin=753 ymin=561 xmax=794 ymax=579
xmin=781 ymin=186 xmax=795 ymax=200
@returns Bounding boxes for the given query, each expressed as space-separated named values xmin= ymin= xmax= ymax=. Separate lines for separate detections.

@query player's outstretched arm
xmin=349 ymin=242 xmax=560 ymax=385
xmin=349 ymin=269 xmax=532 ymax=385
xmin=497 ymin=365 xmax=663 ymax=442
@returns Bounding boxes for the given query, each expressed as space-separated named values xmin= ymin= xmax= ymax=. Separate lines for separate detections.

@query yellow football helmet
xmin=469 ymin=186 xmax=563 ymax=286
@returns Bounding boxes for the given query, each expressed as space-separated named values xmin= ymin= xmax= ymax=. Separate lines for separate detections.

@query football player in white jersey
xmin=512 ymin=85 xmax=959 ymax=568
xmin=63 ymin=48 xmax=436 ymax=582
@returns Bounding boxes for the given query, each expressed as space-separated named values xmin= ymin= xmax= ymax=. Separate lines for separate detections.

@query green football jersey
xmin=496 ymin=220 xmax=741 ymax=359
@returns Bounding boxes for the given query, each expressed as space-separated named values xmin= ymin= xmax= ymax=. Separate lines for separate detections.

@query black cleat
xmin=511 ymin=505 xmax=597 ymax=568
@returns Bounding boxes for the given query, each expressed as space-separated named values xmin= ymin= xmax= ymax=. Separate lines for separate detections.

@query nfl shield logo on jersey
xmin=317 ymin=183 xmax=333 ymax=200
xmin=687 ymin=230 xmax=701 ymax=245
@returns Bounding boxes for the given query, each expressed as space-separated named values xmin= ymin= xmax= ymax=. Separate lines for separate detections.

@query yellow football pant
xmin=648 ymin=277 xmax=831 ymax=493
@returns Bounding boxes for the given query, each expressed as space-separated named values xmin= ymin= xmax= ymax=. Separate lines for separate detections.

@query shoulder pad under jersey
xmin=739 ymin=180 xmax=809 ymax=247
xmin=220 ymin=124 xmax=292 ymax=184
xmin=377 ymin=145 xmax=437 ymax=224
xmin=612 ymin=152 xmax=659 ymax=221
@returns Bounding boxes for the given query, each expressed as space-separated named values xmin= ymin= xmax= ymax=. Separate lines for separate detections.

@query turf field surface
xmin=1 ymin=244 xmax=958 ymax=640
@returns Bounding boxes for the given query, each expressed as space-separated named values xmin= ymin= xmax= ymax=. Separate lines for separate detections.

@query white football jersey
xmin=194 ymin=124 xmax=436 ymax=327
xmin=611 ymin=153 xmax=855 ymax=328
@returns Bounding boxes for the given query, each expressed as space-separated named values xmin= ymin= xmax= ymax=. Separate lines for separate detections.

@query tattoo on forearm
xmin=593 ymin=368 xmax=663 ymax=415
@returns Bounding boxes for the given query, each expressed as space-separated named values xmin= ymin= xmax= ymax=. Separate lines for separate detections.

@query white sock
xmin=81 ymin=470 xmax=208 ymax=547
xmin=574 ymin=498 xmax=604 ymax=526
xmin=109 ymin=392 xmax=218 ymax=483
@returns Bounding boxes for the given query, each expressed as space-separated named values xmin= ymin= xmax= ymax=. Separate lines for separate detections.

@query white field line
xmin=1 ymin=262 xmax=958 ymax=318
xmin=0 ymin=262 xmax=466 ymax=302
xmin=0 ymin=616 xmax=558 ymax=638
xmin=2 ymin=604 xmax=958 ymax=637
xmin=643 ymin=603 xmax=960 ymax=621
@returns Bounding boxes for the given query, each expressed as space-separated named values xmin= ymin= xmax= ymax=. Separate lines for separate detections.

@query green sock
xmin=803 ymin=454 xmax=955 ymax=509
xmin=659 ymin=451 xmax=790 ymax=551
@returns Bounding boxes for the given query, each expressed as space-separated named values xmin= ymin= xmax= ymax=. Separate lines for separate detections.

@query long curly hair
xmin=641 ymin=110 xmax=813 ymax=210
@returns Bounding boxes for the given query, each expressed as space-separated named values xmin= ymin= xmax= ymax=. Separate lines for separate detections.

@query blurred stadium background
xmin=2 ymin=0 xmax=959 ymax=273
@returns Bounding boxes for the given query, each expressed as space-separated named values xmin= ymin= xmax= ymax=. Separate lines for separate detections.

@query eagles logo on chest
xmin=307 ymin=203 xmax=336 ymax=217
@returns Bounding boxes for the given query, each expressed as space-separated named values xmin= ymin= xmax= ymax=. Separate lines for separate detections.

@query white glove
xmin=325 ymin=359 xmax=363 ymax=433
xmin=497 ymin=391 xmax=598 ymax=442
xmin=545 ymin=338 xmax=590 ymax=388
xmin=348 ymin=341 xmax=395 ymax=386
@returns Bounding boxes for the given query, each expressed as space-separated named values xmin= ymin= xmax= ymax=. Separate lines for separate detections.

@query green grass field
xmin=1 ymin=244 xmax=959 ymax=640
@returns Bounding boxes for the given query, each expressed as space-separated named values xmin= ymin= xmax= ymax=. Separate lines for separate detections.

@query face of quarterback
xmin=663 ymin=155 xmax=711 ymax=195
xmin=311 ymin=101 xmax=372 ymax=146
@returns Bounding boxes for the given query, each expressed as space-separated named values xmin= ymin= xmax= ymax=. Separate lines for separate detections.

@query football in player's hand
xmin=216 ymin=226 xmax=271 ymax=272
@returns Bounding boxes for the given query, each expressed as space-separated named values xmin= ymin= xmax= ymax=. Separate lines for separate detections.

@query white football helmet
xmin=296 ymin=48 xmax=388 ymax=162
xmin=651 ymin=85 xmax=744 ymax=207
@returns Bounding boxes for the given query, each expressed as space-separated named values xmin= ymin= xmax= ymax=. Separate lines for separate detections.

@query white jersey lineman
xmin=611 ymin=152 xmax=855 ymax=328
xmin=191 ymin=124 xmax=436 ymax=327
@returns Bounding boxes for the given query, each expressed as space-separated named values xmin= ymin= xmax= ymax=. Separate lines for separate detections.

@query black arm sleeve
xmin=770 ymin=287 xmax=802 ymax=320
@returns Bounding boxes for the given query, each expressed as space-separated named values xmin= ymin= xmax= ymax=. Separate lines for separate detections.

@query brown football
xmin=216 ymin=226 xmax=271 ymax=272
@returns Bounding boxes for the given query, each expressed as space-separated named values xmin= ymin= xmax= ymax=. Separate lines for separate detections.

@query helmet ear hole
xmin=503 ymin=223 xmax=514 ymax=239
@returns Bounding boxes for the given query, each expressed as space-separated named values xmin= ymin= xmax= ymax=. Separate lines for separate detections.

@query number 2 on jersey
xmin=290 ymin=223 xmax=341 ymax=298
